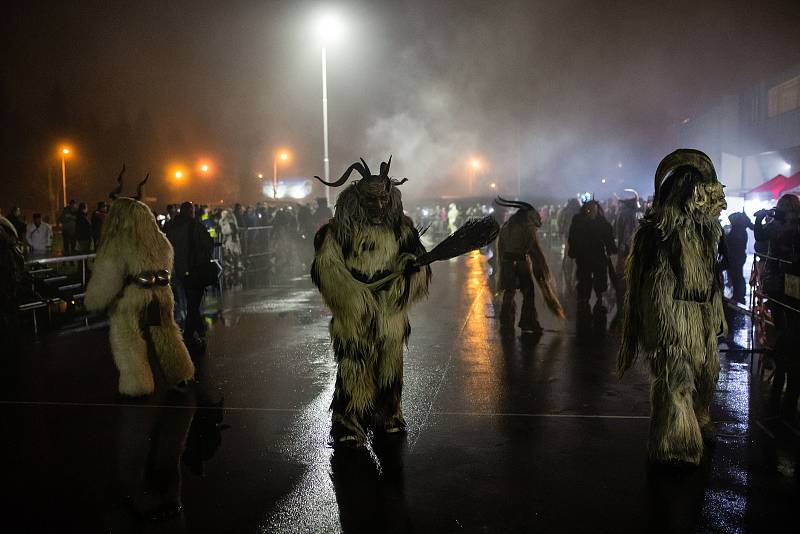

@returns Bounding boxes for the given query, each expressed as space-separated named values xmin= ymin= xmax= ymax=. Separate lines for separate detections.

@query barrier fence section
xmin=239 ymin=225 xmax=274 ymax=288
xmin=18 ymin=225 xmax=278 ymax=335
xmin=748 ymin=251 xmax=800 ymax=352
xmin=22 ymin=253 xmax=96 ymax=334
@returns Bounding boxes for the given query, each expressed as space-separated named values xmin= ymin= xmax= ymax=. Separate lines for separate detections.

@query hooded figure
xmin=568 ymin=199 xmax=617 ymax=328
xmin=85 ymin=169 xmax=195 ymax=396
xmin=726 ymin=211 xmax=753 ymax=304
xmin=311 ymin=157 xmax=431 ymax=447
xmin=618 ymin=149 xmax=727 ymax=465
xmin=495 ymin=197 xmax=565 ymax=334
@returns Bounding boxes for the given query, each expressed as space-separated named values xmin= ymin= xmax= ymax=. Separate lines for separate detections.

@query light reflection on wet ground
xmin=1 ymin=245 xmax=797 ymax=532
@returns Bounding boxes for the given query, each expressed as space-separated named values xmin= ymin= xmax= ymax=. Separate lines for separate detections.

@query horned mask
xmin=108 ymin=164 xmax=150 ymax=202
xmin=315 ymin=157 xmax=407 ymax=225
xmin=495 ymin=196 xmax=542 ymax=228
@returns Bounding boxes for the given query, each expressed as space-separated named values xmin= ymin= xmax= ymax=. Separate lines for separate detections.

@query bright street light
xmin=273 ymin=150 xmax=291 ymax=199
xmin=315 ymin=11 xmax=345 ymax=206
xmin=175 ymin=171 xmax=183 ymax=179
xmin=59 ymin=145 xmax=73 ymax=207
xmin=201 ymin=164 xmax=209 ymax=173
xmin=316 ymin=12 xmax=344 ymax=45
xmin=468 ymin=158 xmax=482 ymax=195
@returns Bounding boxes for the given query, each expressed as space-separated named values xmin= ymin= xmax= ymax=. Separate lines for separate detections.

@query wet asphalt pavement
xmin=0 ymin=246 xmax=797 ymax=533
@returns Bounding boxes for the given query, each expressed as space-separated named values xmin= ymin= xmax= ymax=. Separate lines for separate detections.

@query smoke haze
xmin=2 ymin=0 xmax=798 ymax=209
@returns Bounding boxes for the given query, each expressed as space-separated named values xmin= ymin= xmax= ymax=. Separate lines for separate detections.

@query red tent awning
xmin=744 ymin=173 xmax=793 ymax=199
xmin=782 ymin=171 xmax=800 ymax=194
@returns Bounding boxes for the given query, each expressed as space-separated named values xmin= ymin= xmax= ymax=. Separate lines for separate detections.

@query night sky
xmin=2 ymin=0 xmax=798 ymax=211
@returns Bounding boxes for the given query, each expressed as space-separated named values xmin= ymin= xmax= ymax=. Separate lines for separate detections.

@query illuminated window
xmin=768 ymin=75 xmax=800 ymax=117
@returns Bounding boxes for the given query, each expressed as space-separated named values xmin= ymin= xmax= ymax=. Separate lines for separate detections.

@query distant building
xmin=676 ymin=63 xmax=800 ymax=195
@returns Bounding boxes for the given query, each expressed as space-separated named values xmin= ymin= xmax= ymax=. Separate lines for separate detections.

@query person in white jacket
xmin=25 ymin=213 xmax=52 ymax=255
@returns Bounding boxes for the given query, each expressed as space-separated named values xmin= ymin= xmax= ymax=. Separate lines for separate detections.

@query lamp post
xmin=322 ymin=46 xmax=330 ymax=206
xmin=468 ymin=158 xmax=481 ymax=196
xmin=273 ymin=151 xmax=289 ymax=199
xmin=60 ymin=147 xmax=71 ymax=207
xmin=316 ymin=13 xmax=343 ymax=206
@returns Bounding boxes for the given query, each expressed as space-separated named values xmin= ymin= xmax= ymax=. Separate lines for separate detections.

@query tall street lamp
xmin=273 ymin=151 xmax=289 ymax=199
xmin=316 ymin=13 xmax=343 ymax=206
xmin=60 ymin=146 xmax=72 ymax=207
xmin=468 ymin=158 xmax=481 ymax=196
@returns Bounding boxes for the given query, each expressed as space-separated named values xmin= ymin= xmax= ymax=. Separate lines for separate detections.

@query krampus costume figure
xmin=311 ymin=158 xmax=431 ymax=447
xmin=618 ymin=149 xmax=727 ymax=465
xmin=85 ymin=169 xmax=195 ymax=396
xmin=495 ymin=197 xmax=565 ymax=334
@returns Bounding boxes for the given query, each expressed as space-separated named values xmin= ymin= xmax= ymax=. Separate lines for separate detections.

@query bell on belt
xmin=155 ymin=269 xmax=171 ymax=286
xmin=135 ymin=272 xmax=156 ymax=287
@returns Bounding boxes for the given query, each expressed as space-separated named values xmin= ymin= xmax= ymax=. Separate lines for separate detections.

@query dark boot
xmin=593 ymin=296 xmax=608 ymax=332
xmin=519 ymin=286 xmax=542 ymax=335
xmin=500 ymin=290 xmax=517 ymax=331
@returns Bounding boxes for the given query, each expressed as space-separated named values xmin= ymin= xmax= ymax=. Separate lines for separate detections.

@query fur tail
xmin=536 ymin=274 xmax=565 ymax=320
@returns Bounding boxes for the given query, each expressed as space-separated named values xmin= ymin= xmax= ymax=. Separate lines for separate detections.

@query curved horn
xmin=496 ymin=196 xmax=535 ymax=211
xmin=380 ymin=155 xmax=392 ymax=178
xmin=313 ymin=161 xmax=367 ymax=187
xmin=494 ymin=196 xmax=519 ymax=208
xmin=109 ymin=164 xmax=126 ymax=200
xmin=653 ymin=149 xmax=716 ymax=205
xmin=359 ymin=158 xmax=372 ymax=177
xmin=134 ymin=173 xmax=150 ymax=201
xmin=623 ymin=188 xmax=640 ymax=203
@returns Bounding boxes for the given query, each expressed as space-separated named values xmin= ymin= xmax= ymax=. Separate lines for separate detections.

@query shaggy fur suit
xmin=619 ymin=150 xmax=727 ymax=465
xmin=86 ymin=198 xmax=195 ymax=396
xmin=312 ymin=216 xmax=430 ymax=442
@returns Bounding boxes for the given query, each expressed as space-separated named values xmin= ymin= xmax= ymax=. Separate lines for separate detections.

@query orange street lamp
xmin=273 ymin=150 xmax=290 ymax=199
xmin=60 ymin=146 xmax=72 ymax=207
xmin=200 ymin=164 xmax=209 ymax=173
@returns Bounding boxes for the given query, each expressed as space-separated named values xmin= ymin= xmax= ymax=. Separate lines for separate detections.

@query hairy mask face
xmin=357 ymin=178 xmax=391 ymax=225
xmin=690 ymin=181 xmax=727 ymax=218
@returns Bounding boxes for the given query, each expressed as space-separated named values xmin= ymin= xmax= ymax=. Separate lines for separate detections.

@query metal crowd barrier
xmin=22 ymin=253 xmax=96 ymax=334
xmin=238 ymin=225 xmax=274 ymax=288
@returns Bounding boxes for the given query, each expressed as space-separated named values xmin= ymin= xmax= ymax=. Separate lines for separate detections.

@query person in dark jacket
xmin=726 ymin=212 xmax=753 ymax=304
xmin=567 ymin=200 xmax=618 ymax=328
xmin=91 ymin=201 xmax=108 ymax=249
xmin=59 ymin=200 xmax=77 ymax=255
xmin=166 ymin=201 xmax=215 ymax=348
xmin=754 ymin=194 xmax=800 ymax=419
xmin=75 ymin=202 xmax=93 ymax=253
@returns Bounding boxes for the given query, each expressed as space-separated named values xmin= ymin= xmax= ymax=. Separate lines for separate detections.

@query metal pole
xmin=516 ymin=120 xmax=522 ymax=197
xmin=272 ymin=155 xmax=278 ymax=199
xmin=469 ymin=167 xmax=474 ymax=196
xmin=322 ymin=46 xmax=331 ymax=206
xmin=61 ymin=156 xmax=67 ymax=207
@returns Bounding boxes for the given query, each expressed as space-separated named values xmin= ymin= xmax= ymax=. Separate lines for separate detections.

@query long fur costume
xmin=85 ymin=198 xmax=195 ymax=396
xmin=618 ymin=152 xmax=727 ymax=465
xmin=311 ymin=181 xmax=430 ymax=442
xmin=495 ymin=202 xmax=565 ymax=326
